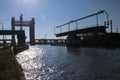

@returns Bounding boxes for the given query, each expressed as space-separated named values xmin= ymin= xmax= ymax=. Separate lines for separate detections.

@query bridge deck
xmin=0 ymin=30 xmax=24 ymax=35
xmin=0 ymin=39 xmax=12 ymax=41
xmin=55 ymin=26 xmax=106 ymax=37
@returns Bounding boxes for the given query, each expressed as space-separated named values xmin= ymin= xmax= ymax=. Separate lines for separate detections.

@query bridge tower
xmin=11 ymin=14 xmax=35 ymax=46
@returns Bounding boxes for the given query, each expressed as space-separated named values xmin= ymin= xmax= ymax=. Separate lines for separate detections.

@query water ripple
xmin=16 ymin=45 xmax=120 ymax=80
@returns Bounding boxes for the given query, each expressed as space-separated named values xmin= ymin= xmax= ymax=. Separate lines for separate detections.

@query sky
xmin=0 ymin=0 xmax=120 ymax=41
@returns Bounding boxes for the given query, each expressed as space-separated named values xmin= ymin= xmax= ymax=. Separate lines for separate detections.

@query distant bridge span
xmin=35 ymin=39 xmax=66 ymax=45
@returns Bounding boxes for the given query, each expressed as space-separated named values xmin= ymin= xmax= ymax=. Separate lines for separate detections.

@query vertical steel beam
xmin=11 ymin=17 xmax=16 ymax=47
xmin=30 ymin=18 xmax=35 ymax=45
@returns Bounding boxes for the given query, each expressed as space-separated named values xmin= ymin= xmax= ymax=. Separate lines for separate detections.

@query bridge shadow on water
xmin=67 ymin=47 xmax=81 ymax=55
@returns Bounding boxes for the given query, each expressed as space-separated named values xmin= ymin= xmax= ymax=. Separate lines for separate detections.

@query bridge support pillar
xmin=66 ymin=34 xmax=81 ymax=47
xmin=11 ymin=17 xmax=16 ymax=47
xmin=17 ymin=30 xmax=26 ymax=46
xmin=30 ymin=18 xmax=35 ymax=45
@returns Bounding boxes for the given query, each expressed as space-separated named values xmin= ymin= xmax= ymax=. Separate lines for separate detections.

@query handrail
xmin=56 ymin=10 xmax=105 ymax=28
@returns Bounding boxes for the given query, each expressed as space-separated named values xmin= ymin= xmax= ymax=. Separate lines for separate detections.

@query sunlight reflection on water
xmin=16 ymin=46 xmax=44 ymax=80
xmin=16 ymin=45 xmax=120 ymax=80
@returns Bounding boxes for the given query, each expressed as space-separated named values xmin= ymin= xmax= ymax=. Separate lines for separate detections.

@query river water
xmin=16 ymin=45 xmax=120 ymax=80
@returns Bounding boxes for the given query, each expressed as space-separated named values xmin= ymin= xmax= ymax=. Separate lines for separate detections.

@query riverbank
xmin=0 ymin=47 xmax=25 ymax=80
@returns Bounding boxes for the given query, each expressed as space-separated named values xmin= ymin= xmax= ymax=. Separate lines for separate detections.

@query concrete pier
xmin=66 ymin=34 xmax=81 ymax=47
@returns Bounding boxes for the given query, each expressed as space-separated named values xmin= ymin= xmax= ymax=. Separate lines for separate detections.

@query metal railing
xmin=55 ymin=10 xmax=109 ymax=34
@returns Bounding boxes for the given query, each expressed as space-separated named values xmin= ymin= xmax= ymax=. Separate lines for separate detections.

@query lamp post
xmin=103 ymin=10 xmax=109 ymax=28
xmin=99 ymin=10 xmax=109 ymax=27
xmin=0 ymin=22 xmax=4 ymax=46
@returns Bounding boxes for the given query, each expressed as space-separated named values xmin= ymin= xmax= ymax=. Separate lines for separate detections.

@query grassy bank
xmin=0 ymin=47 xmax=25 ymax=80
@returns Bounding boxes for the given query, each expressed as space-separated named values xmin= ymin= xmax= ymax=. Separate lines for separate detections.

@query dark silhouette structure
xmin=11 ymin=14 xmax=35 ymax=46
xmin=0 ymin=30 xmax=25 ymax=46
xmin=0 ymin=14 xmax=35 ymax=53
xmin=55 ymin=10 xmax=120 ymax=48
